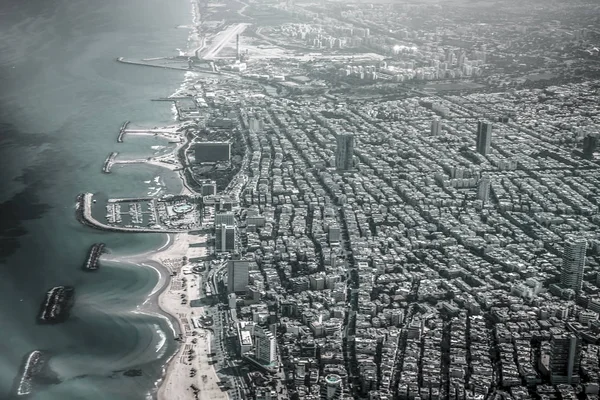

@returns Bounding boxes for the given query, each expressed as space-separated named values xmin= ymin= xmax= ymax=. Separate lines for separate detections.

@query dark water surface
xmin=0 ymin=0 xmax=191 ymax=398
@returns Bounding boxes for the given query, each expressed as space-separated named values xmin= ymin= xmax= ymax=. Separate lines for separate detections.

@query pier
xmin=83 ymin=243 xmax=105 ymax=271
xmin=102 ymin=152 xmax=118 ymax=173
xmin=76 ymin=193 xmax=187 ymax=233
xmin=117 ymin=121 xmax=130 ymax=143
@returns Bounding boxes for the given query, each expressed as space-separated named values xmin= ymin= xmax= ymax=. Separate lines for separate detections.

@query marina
xmin=77 ymin=193 xmax=191 ymax=233
xmin=116 ymin=122 xmax=185 ymax=144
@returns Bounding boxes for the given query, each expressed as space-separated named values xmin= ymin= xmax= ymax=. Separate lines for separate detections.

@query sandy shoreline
xmin=153 ymin=233 xmax=229 ymax=400
xmin=105 ymin=230 xmax=227 ymax=400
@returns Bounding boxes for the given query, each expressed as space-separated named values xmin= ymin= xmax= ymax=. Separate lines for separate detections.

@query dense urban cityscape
xmin=74 ymin=0 xmax=600 ymax=399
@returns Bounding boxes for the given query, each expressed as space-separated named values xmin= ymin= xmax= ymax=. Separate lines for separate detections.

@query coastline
xmin=103 ymin=172 xmax=224 ymax=400
xmin=116 ymin=229 xmax=228 ymax=400
xmin=105 ymin=233 xmax=197 ymax=400
xmin=107 ymin=0 xmax=229 ymax=397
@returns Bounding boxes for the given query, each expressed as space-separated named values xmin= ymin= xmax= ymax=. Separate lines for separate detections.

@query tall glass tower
xmin=560 ymin=236 xmax=587 ymax=294
xmin=335 ymin=133 xmax=355 ymax=170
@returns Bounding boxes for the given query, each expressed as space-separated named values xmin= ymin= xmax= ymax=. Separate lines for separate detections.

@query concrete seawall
xmin=117 ymin=121 xmax=130 ymax=143
xmin=102 ymin=152 xmax=118 ymax=173
xmin=76 ymin=193 xmax=186 ymax=234
xmin=117 ymin=57 xmax=190 ymax=72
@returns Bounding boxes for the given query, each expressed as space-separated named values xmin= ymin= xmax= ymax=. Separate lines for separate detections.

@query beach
xmin=105 ymin=230 xmax=228 ymax=400
xmin=155 ymin=235 xmax=228 ymax=400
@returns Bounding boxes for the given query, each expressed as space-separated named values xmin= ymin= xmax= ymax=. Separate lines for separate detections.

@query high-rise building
xmin=476 ymin=120 xmax=492 ymax=156
xmin=458 ymin=51 xmax=466 ymax=67
xmin=583 ymin=134 xmax=598 ymax=159
xmin=431 ymin=118 xmax=442 ymax=136
xmin=477 ymin=176 xmax=491 ymax=204
xmin=215 ymin=224 xmax=236 ymax=253
xmin=254 ymin=326 xmax=277 ymax=365
xmin=215 ymin=212 xmax=235 ymax=227
xmin=445 ymin=48 xmax=454 ymax=64
xmin=335 ymin=133 xmax=355 ymax=171
xmin=322 ymin=374 xmax=343 ymax=400
xmin=249 ymin=117 xmax=264 ymax=133
xmin=328 ymin=225 xmax=341 ymax=244
xmin=227 ymin=260 xmax=249 ymax=294
xmin=550 ymin=331 xmax=581 ymax=384
xmin=561 ymin=236 xmax=587 ymax=293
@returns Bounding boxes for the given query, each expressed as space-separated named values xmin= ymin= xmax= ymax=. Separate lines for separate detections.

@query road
xmin=202 ymin=23 xmax=249 ymax=60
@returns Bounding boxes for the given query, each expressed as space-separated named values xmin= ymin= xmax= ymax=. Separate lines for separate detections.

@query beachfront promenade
xmin=78 ymin=193 xmax=186 ymax=234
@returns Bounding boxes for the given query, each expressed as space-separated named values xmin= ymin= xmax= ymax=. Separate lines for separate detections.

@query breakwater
xmin=102 ymin=152 xmax=118 ymax=173
xmin=151 ymin=97 xmax=190 ymax=102
xmin=117 ymin=57 xmax=190 ymax=72
xmin=76 ymin=193 xmax=186 ymax=233
xmin=117 ymin=121 xmax=130 ymax=143
xmin=83 ymin=243 xmax=105 ymax=271
xmin=14 ymin=350 xmax=46 ymax=396
xmin=38 ymin=286 xmax=75 ymax=324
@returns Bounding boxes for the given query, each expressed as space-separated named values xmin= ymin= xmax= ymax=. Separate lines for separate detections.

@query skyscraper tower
xmin=477 ymin=176 xmax=491 ymax=204
xmin=561 ymin=236 xmax=587 ymax=293
xmin=458 ymin=50 xmax=466 ymax=67
xmin=550 ymin=330 xmax=581 ymax=384
xmin=335 ymin=133 xmax=355 ymax=170
xmin=254 ymin=326 xmax=277 ymax=365
xmin=431 ymin=118 xmax=442 ymax=136
xmin=227 ymin=260 xmax=249 ymax=294
xmin=476 ymin=120 xmax=492 ymax=156
xmin=216 ymin=224 xmax=236 ymax=253
xmin=583 ymin=134 xmax=598 ymax=159
xmin=215 ymin=212 xmax=235 ymax=227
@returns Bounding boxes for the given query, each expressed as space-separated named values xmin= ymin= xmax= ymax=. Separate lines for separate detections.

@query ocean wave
xmin=171 ymin=103 xmax=178 ymax=121
xmin=156 ymin=234 xmax=171 ymax=252
xmin=147 ymin=188 xmax=161 ymax=197
xmin=154 ymin=324 xmax=167 ymax=354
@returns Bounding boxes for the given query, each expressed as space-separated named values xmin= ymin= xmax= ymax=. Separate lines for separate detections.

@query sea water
xmin=0 ymin=0 xmax=192 ymax=398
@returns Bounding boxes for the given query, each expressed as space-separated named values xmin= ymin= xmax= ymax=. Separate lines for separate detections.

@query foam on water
xmin=154 ymin=324 xmax=167 ymax=354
